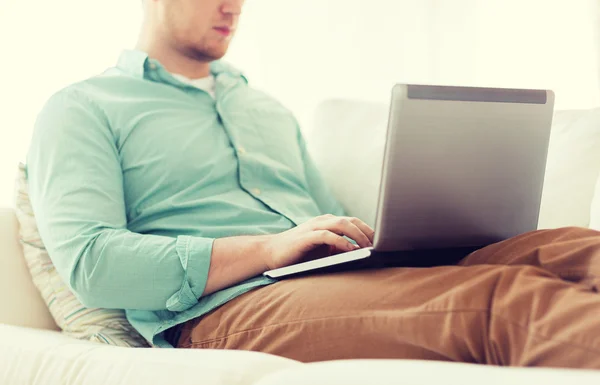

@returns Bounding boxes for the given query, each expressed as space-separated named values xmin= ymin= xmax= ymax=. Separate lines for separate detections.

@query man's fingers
xmin=320 ymin=217 xmax=372 ymax=248
xmin=348 ymin=217 xmax=375 ymax=243
xmin=312 ymin=230 xmax=358 ymax=252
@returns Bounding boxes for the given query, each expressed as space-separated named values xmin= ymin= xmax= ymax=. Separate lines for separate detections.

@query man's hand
xmin=204 ymin=214 xmax=375 ymax=295
xmin=261 ymin=214 xmax=375 ymax=270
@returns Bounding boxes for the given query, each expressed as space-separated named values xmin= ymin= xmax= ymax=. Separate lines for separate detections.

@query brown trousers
xmin=177 ymin=227 xmax=600 ymax=368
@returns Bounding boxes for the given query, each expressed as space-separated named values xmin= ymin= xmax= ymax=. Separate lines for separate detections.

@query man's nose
xmin=221 ymin=0 xmax=243 ymax=15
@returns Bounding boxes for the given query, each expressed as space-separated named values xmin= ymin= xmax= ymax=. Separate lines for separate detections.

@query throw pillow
xmin=14 ymin=163 xmax=149 ymax=347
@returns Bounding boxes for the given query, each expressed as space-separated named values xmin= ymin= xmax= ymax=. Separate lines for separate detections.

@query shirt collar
xmin=116 ymin=49 xmax=247 ymax=82
xmin=116 ymin=49 xmax=148 ymax=78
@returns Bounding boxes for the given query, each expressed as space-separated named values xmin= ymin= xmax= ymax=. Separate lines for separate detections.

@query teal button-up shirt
xmin=26 ymin=50 xmax=345 ymax=347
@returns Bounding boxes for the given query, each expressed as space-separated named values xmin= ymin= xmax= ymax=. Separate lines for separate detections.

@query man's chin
xmin=186 ymin=46 xmax=228 ymax=63
xmin=208 ymin=50 xmax=228 ymax=61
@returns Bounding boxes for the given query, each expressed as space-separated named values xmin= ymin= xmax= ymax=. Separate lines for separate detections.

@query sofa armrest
xmin=0 ymin=207 xmax=58 ymax=330
xmin=0 ymin=324 xmax=299 ymax=385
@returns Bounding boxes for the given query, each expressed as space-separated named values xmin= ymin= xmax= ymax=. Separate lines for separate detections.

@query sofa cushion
xmin=308 ymin=100 xmax=600 ymax=230
xmin=0 ymin=207 xmax=58 ymax=330
xmin=0 ymin=323 xmax=299 ymax=385
xmin=256 ymin=359 xmax=600 ymax=385
xmin=307 ymin=99 xmax=389 ymax=227
xmin=590 ymin=173 xmax=600 ymax=231
xmin=539 ymin=108 xmax=600 ymax=229
xmin=13 ymin=163 xmax=148 ymax=347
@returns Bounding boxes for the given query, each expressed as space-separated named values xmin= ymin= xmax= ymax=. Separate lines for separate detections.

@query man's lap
xmin=175 ymin=227 xmax=600 ymax=365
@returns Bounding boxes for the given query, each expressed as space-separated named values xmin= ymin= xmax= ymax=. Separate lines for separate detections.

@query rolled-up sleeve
xmin=26 ymin=89 xmax=212 ymax=312
xmin=166 ymin=236 xmax=213 ymax=312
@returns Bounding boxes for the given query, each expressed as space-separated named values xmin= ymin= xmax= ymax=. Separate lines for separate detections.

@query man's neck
xmin=135 ymin=35 xmax=211 ymax=79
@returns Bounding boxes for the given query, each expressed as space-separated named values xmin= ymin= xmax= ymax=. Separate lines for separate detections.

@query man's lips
xmin=213 ymin=27 xmax=232 ymax=36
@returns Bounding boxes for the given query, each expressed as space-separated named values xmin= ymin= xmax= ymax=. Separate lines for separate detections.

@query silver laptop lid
xmin=373 ymin=84 xmax=555 ymax=252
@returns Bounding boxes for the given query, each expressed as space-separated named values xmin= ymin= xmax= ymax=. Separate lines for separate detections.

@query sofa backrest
xmin=0 ymin=208 xmax=58 ymax=330
xmin=306 ymin=99 xmax=600 ymax=230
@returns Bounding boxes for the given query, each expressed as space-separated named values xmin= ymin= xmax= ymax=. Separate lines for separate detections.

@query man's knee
xmin=480 ymin=265 xmax=555 ymax=311
xmin=538 ymin=226 xmax=600 ymax=241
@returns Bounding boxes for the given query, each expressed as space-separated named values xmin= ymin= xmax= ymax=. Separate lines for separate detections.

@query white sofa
xmin=2 ymin=100 xmax=600 ymax=384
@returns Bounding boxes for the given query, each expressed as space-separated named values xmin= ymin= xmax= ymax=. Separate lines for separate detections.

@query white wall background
xmin=1 ymin=0 xmax=599 ymax=207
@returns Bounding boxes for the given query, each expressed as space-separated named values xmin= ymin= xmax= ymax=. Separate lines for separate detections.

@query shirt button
xmin=252 ymin=188 xmax=262 ymax=196
xmin=238 ymin=146 xmax=246 ymax=155
xmin=149 ymin=62 xmax=157 ymax=70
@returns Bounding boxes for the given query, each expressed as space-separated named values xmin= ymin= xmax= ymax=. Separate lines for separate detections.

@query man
xmin=27 ymin=0 xmax=600 ymax=368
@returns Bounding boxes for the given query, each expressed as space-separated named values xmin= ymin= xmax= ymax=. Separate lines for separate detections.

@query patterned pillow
xmin=14 ymin=163 xmax=149 ymax=347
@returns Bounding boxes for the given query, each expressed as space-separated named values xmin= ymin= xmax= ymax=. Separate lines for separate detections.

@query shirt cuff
xmin=166 ymin=235 xmax=214 ymax=312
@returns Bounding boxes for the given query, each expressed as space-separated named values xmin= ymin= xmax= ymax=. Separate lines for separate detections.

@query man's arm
xmin=27 ymin=89 xmax=223 ymax=312
xmin=200 ymin=122 xmax=376 ymax=294
xmin=206 ymin=213 xmax=375 ymax=294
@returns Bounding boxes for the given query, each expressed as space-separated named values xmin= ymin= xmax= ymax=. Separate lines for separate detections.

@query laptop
xmin=264 ymin=84 xmax=555 ymax=279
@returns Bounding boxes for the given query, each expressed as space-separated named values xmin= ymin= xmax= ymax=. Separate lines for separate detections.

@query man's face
xmin=157 ymin=0 xmax=243 ymax=61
